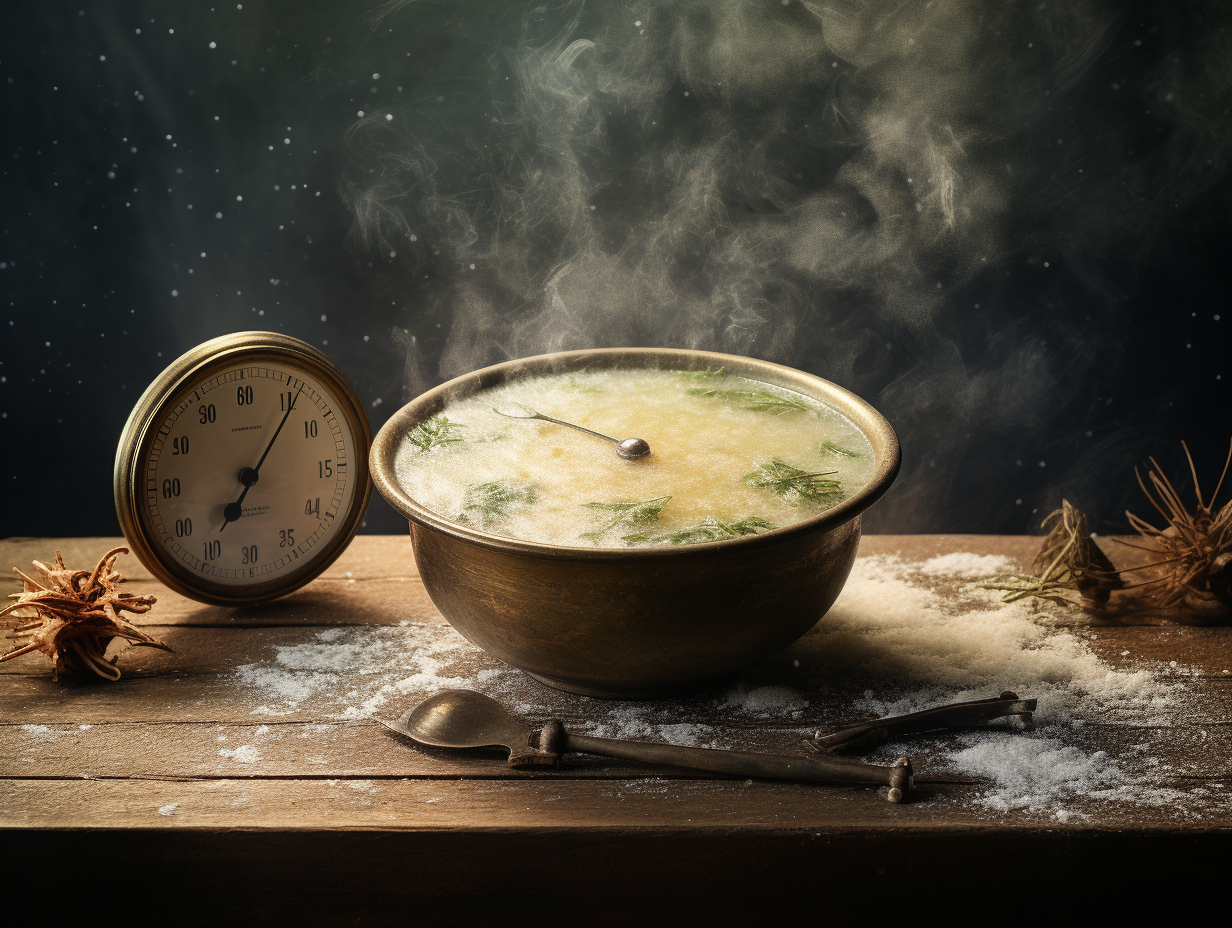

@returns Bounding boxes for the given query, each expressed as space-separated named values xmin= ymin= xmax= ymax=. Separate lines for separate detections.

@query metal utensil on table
xmin=493 ymin=404 xmax=651 ymax=460
xmin=382 ymin=689 xmax=914 ymax=803
xmin=808 ymin=691 xmax=1037 ymax=754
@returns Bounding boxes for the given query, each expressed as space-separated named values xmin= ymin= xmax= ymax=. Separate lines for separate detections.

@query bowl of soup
xmin=370 ymin=348 xmax=899 ymax=697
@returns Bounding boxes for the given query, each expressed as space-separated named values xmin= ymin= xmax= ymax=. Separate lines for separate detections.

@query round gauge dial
xmin=115 ymin=332 xmax=372 ymax=605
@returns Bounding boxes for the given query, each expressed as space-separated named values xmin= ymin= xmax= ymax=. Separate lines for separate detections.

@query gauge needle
xmin=220 ymin=385 xmax=302 ymax=532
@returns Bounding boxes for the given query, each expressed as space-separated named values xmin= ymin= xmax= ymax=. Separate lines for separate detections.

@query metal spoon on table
xmin=493 ymin=403 xmax=651 ymax=460
xmin=381 ymin=689 xmax=914 ymax=803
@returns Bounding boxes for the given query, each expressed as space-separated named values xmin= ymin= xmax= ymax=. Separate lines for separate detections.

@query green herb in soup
xmin=687 ymin=387 xmax=810 ymax=415
xmin=580 ymin=496 xmax=672 ymax=541
xmin=742 ymin=460 xmax=843 ymax=504
xmin=622 ymin=516 xmax=774 ymax=547
xmin=394 ymin=369 xmax=874 ymax=548
xmin=456 ymin=480 xmax=538 ymax=527
xmin=820 ymin=441 xmax=861 ymax=458
xmin=407 ymin=414 xmax=464 ymax=452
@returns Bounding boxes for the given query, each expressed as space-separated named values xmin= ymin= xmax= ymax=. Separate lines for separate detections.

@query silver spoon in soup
xmin=493 ymin=403 xmax=651 ymax=460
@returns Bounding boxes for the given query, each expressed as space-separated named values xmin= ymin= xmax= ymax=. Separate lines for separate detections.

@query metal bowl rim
xmin=370 ymin=347 xmax=900 ymax=561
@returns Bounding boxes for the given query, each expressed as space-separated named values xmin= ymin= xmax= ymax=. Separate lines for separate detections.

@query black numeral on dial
xmin=175 ymin=518 xmax=192 ymax=537
xmin=237 ymin=385 xmax=254 ymax=406
xmin=172 ymin=436 xmax=189 ymax=456
xmin=279 ymin=529 xmax=295 ymax=548
xmin=162 ymin=478 xmax=181 ymax=499
xmin=199 ymin=404 xmax=216 ymax=424
xmin=241 ymin=545 xmax=258 ymax=564
xmin=203 ymin=540 xmax=221 ymax=561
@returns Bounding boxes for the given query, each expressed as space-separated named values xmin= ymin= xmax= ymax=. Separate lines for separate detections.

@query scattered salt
xmin=724 ymin=682 xmax=809 ymax=713
xmin=815 ymin=556 xmax=1175 ymax=727
xmin=584 ymin=705 xmax=711 ymax=746
xmin=918 ymin=552 xmax=1017 ymax=579
xmin=157 ymin=804 xmax=178 ymax=816
xmin=219 ymin=745 xmax=261 ymax=764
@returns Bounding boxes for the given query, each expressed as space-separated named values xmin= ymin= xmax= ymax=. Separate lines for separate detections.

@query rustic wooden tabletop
xmin=2 ymin=534 xmax=1228 ymax=924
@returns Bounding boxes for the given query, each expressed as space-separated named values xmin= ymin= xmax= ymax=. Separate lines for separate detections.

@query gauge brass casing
xmin=114 ymin=332 xmax=372 ymax=605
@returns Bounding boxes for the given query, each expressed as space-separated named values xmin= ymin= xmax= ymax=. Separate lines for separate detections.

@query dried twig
xmin=980 ymin=500 xmax=1121 ymax=608
xmin=0 ymin=547 xmax=170 ymax=680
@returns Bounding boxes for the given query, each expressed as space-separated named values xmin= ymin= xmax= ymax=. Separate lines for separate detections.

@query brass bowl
xmin=370 ymin=348 xmax=900 ymax=698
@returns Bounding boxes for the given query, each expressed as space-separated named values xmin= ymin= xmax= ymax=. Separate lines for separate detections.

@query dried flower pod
xmin=1115 ymin=439 xmax=1232 ymax=609
xmin=0 ymin=547 xmax=171 ymax=680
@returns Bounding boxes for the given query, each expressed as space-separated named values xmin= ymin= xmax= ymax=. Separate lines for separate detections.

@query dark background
xmin=2 ymin=0 xmax=1229 ymax=539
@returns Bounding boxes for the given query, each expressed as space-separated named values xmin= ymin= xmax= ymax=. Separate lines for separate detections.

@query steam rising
xmin=343 ymin=0 xmax=1232 ymax=529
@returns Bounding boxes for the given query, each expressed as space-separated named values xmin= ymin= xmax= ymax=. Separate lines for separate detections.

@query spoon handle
xmin=561 ymin=731 xmax=912 ymax=801
xmin=529 ymin=412 xmax=618 ymax=445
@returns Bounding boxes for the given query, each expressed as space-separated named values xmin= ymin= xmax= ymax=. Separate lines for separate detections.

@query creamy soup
xmin=393 ymin=369 xmax=874 ymax=547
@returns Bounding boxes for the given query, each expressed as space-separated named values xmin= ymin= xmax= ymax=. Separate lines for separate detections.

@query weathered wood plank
xmin=0 ymin=535 xmax=443 ymax=628
xmin=6 ymin=534 xmax=1223 ymax=631
xmin=2 ymin=718 xmax=1228 ymax=785
xmin=2 ymin=774 xmax=1226 ymax=832
xmin=3 ymin=622 xmax=1231 ymax=725
xmin=2 ymin=535 xmax=1230 ymax=925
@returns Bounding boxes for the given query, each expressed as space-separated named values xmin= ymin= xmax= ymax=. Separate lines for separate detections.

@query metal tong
xmin=808 ymin=691 xmax=1037 ymax=754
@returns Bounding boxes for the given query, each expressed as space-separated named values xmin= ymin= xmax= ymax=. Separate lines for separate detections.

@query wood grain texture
xmin=2 ymin=534 xmax=1229 ymax=925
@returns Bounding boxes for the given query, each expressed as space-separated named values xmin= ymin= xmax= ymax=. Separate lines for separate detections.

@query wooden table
xmin=2 ymin=535 xmax=1228 ymax=924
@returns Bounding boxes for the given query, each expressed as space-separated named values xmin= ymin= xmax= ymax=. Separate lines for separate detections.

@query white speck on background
xmin=158 ymin=804 xmax=178 ymax=816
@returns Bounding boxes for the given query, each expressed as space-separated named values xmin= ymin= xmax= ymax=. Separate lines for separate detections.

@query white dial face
xmin=140 ymin=364 xmax=358 ymax=587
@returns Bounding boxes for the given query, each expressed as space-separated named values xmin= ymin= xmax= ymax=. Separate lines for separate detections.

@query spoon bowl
xmin=396 ymin=689 xmax=529 ymax=752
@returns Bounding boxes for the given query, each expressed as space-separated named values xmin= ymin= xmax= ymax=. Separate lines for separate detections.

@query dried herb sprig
xmin=0 ymin=547 xmax=170 ymax=681
xmin=742 ymin=460 xmax=843 ymax=504
xmin=980 ymin=501 xmax=1122 ymax=608
xmin=456 ymin=480 xmax=538 ymax=528
xmin=580 ymin=496 xmax=672 ymax=541
xmin=687 ymin=387 xmax=809 ymax=415
xmin=675 ymin=367 xmax=724 ymax=379
xmin=1112 ymin=439 xmax=1232 ymax=609
xmin=623 ymin=516 xmax=773 ymax=547
xmin=407 ymin=414 xmax=464 ymax=452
